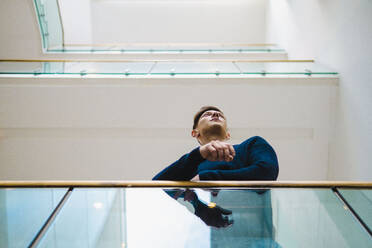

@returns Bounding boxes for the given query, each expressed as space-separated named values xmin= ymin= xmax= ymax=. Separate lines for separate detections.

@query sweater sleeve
xmin=199 ymin=136 xmax=279 ymax=180
xmin=152 ymin=147 xmax=206 ymax=180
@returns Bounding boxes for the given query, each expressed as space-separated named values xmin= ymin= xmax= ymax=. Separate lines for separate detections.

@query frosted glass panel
xmin=37 ymin=188 xmax=125 ymax=248
xmin=339 ymin=189 xmax=372 ymax=231
xmin=271 ymin=189 xmax=372 ymax=247
xmin=33 ymin=188 xmax=372 ymax=248
xmin=0 ymin=188 xmax=68 ymax=248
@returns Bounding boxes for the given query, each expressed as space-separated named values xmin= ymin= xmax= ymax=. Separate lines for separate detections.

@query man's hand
xmin=195 ymin=200 xmax=234 ymax=228
xmin=191 ymin=175 xmax=200 ymax=181
xmin=199 ymin=140 xmax=235 ymax=162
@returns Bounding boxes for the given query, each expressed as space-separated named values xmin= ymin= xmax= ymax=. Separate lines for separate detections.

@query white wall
xmin=0 ymin=76 xmax=337 ymax=180
xmin=0 ymin=0 xmax=348 ymax=181
xmin=266 ymin=0 xmax=372 ymax=180
xmin=0 ymin=0 xmax=43 ymax=59
xmin=89 ymin=0 xmax=267 ymax=44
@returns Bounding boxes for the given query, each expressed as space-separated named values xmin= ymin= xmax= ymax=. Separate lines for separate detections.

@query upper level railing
xmin=46 ymin=44 xmax=286 ymax=54
xmin=0 ymin=60 xmax=337 ymax=77
xmin=34 ymin=0 xmax=64 ymax=50
xmin=32 ymin=0 xmax=284 ymax=54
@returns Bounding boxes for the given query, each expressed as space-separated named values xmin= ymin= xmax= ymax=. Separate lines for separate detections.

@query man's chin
xmin=203 ymin=124 xmax=226 ymax=137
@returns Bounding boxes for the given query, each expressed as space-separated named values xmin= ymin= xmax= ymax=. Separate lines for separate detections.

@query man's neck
xmin=199 ymin=135 xmax=226 ymax=145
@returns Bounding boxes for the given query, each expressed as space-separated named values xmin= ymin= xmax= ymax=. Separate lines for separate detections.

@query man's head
xmin=191 ymin=106 xmax=230 ymax=145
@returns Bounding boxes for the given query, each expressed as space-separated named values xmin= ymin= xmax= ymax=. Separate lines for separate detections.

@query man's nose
xmin=212 ymin=112 xmax=221 ymax=118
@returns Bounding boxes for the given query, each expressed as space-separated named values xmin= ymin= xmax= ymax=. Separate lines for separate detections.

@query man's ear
xmin=225 ymin=131 xmax=231 ymax=140
xmin=191 ymin=129 xmax=199 ymax=138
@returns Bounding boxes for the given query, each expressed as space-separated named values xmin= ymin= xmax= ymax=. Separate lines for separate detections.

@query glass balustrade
xmin=47 ymin=45 xmax=285 ymax=54
xmin=1 ymin=187 xmax=370 ymax=248
xmin=338 ymin=189 xmax=372 ymax=231
xmin=33 ymin=1 xmax=283 ymax=54
xmin=0 ymin=61 xmax=338 ymax=76
xmin=236 ymin=62 xmax=337 ymax=75
xmin=34 ymin=0 xmax=63 ymax=51
xmin=62 ymin=62 xmax=154 ymax=75
xmin=150 ymin=62 xmax=240 ymax=75
xmin=0 ymin=188 xmax=68 ymax=248
xmin=37 ymin=188 xmax=124 ymax=248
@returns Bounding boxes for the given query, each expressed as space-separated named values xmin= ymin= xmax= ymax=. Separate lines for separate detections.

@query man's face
xmin=196 ymin=110 xmax=228 ymax=133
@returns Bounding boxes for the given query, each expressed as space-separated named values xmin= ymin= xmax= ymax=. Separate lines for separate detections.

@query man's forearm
xmin=198 ymin=162 xmax=278 ymax=180
xmin=152 ymin=147 xmax=205 ymax=180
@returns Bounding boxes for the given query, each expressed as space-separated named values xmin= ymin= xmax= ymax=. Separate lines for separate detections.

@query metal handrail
xmin=0 ymin=181 xmax=371 ymax=188
xmin=0 ymin=59 xmax=314 ymax=63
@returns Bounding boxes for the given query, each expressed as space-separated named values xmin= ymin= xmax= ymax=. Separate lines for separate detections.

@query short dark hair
xmin=193 ymin=106 xmax=223 ymax=129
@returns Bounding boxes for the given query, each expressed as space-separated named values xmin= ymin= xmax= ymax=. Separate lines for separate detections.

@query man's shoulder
xmin=237 ymin=136 xmax=269 ymax=146
xmin=234 ymin=136 xmax=277 ymax=158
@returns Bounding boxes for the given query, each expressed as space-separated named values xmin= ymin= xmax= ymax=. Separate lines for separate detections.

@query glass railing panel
xmin=36 ymin=188 xmax=371 ymax=248
xmin=36 ymin=188 xmax=210 ymax=248
xmin=156 ymin=45 xmax=284 ymax=53
xmin=151 ymin=62 xmax=240 ymax=75
xmin=34 ymin=0 xmax=47 ymax=48
xmin=235 ymin=62 xmax=338 ymax=75
xmin=0 ymin=188 xmax=68 ymax=248
xmin=0 ymin=62 xmax=154 ymax=75
xmin=0 ymin=61 xmax=339 ymax=76
xmin=0 ymin=62 xmax=44 ymax=74
xmin=48 ymin=46 xmax=126 ymax=53
xmin=34 ymin=0 xmax=63 ymax=50
xmin=47 ymin=45 xmax=285 ymax=53
xmin=271 ymin=188 xmax=371 ymax=247
xmin=37 ymin=188 xmax=128 ymax=248
xmin=63 ymin=62 xmax=155 ymax=75
xmin=338 ymin=189 xmax=372 ymax=231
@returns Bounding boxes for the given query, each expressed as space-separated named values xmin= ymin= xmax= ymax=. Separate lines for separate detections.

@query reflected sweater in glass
xmin=153 ymin=136 xmax=279 ymax=181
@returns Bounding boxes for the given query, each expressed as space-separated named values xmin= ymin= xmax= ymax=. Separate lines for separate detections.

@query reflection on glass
xmin=28 ymin=188 xmax=372 ymax=248
xmin=37 ymin=188 xmax=125 ymax=248
xmin=211 ymin=189 xmax=279 ymax=248
xmin=125 ymin=188 xmax=210 ymax=248
xmin=271 ymin=189 xmax=372 ymax=248
xmin=338 ymin=189 xmax=372 ymax=231
xmin=165 ymin=189 xmax=233 ymax=228
xmin=0 ymin=188 xmax=67 ymax=248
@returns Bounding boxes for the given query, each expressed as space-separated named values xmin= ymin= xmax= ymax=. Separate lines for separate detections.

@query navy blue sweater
xmin=153 ymin=136 xmax=279 ymax=181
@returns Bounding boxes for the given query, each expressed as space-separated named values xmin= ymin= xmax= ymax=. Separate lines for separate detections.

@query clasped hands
xmin=199 ymin=140 xmax=236 ymax=162
xmin=191 ymin=140 xmax=235 ymax=182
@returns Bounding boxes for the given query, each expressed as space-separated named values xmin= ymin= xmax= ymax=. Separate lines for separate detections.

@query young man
xmin=153 ymin=106 xmax=279 ymax=181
